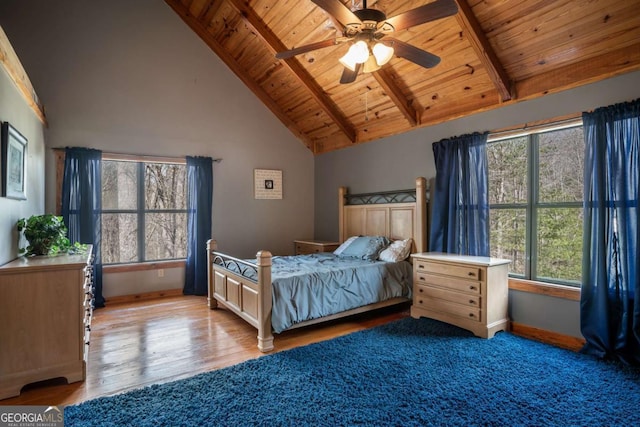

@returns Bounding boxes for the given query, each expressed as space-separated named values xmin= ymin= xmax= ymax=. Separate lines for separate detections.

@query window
xmin=101 ymin=159 xmax=187 ymax=264
xmin=487 ymin=123 xmax=584 ymax=286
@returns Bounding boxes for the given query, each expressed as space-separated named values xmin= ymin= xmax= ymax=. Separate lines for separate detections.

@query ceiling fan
xmin=275 ymin=0 xmax=459 ymax=84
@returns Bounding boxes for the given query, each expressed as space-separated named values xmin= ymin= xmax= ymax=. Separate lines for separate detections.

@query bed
xmin=206 ymin=177 xmax=429 ymax=352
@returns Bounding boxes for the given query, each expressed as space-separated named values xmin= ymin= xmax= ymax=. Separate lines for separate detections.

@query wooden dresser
xmin=294 ymin=239 xmax=340 ymax=255
xmin=410 ymin=252 xmax=510 ymax=338
xmin=0 ymin=248 xmax=93 ymax=399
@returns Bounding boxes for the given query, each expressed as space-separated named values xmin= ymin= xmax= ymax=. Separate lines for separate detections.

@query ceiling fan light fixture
xmin=372 ymin=42 xmax=394 ymax=66
xmin=339 ymin=40 xmax=369 ymax=70
xmin=339 ymin=54 xmax=358 ymax=71
xmin=362 ymin=55 xmax=381 ymax=73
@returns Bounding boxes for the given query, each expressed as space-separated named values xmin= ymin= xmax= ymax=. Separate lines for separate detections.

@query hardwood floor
xmin=0 ymin=296 xmax=409 ymax=406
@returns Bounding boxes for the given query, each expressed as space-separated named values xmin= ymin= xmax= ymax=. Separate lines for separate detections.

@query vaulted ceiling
xmin=166 ymin=0 xmax=640 ymax=154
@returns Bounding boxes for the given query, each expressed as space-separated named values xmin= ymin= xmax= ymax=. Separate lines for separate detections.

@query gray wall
xmin=0 ymin=1 xmax=314 ymax=297
xmin=315 ymin=70 xmax=640 ymax=338
xmin=0 ymin=44 xmax=46 ymax=265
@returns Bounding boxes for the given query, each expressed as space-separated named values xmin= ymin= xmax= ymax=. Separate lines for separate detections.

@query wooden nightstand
xmin=294 ymin=239 xmax=340 ymax=255
xmin=410 ymin=252 xmax=511 ymax=338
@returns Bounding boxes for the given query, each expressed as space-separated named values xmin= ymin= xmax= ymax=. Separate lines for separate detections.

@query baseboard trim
xmin=510 ymin=322 xmax=586 ymax=352
xmin=106 ymin=288 xmax=184 ymax=305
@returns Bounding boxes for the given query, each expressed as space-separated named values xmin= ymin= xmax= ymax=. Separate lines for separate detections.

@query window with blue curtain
xmin=487 ymin=124 xmax=585 ymax=285
xmin=62 ymin=147 xmax=104 ymax=307
xmin=184 ymin=156 xmax=213 ymax=296
xmin=101 ymin=159 xmax=188 ymax=264
xmin=581 ymin=98 xmax=640 ymax=365
xmin=429 ymin=132 xmax=490 ymax=256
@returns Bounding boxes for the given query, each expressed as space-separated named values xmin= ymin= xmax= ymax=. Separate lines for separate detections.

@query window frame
xmin=488 ymin=118 xmax=584 ymax=287
xmin=101 ymin=158 xmax=188 ymax=265
xmin=100 ymin=153 xmax=188 ymax=267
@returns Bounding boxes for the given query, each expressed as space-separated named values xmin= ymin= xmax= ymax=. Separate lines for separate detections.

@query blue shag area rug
xmin=65 ymin=317 xmax=640 ymax=426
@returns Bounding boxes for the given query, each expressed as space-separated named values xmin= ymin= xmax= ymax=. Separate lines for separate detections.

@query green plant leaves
xmin=16 ymin=214 xmax=86 ymax=256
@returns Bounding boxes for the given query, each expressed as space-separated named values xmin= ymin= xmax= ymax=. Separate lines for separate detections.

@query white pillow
xmin=378 ymin=238 xmax=413 ymax=262
xmin=333 ymin=236 xmax=358 ymax=256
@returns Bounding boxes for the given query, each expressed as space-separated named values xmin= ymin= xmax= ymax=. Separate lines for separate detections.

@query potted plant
xmin=16 ymin=214 xmax=85 ymax=256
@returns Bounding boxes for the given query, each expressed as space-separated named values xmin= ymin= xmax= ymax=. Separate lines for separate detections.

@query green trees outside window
xmin=488 ymin=125 xmax=584 ymax=286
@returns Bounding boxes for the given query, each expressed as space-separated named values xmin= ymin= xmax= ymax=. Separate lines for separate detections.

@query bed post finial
xmin=338 ymin=186 xmax=347 ymax=243
xmin=207 ymin=239 xmax=218 ymax=309
xmin=256 ymin=250 xmax=274 ymax=352
xmin=415 ymin=177 xmax=427 ymax=253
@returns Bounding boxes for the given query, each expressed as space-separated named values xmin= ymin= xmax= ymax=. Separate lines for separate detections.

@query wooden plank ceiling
xmin=166 ymin=0 xmax=640 ymax=154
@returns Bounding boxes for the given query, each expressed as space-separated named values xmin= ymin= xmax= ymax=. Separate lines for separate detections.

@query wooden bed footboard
xmin=206 ymin=240 xmax=274 ymax=352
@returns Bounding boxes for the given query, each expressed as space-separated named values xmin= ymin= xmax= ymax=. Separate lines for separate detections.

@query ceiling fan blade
xmin=275 ymin=38 xmax=343 ymax=59
xmin=386 ymin=38 xmax=441 ymax=68
xmin=339 ymin=63 xmax=362 ymax=84
xmin=384 ymin=0 xmax=458 ymax=32
xmin=311 ymin=0 xmax=362 ymax=28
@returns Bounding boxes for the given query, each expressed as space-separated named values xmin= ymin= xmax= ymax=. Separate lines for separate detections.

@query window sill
xmin=509 ymin=278 xmax=581 ymax=301
xmin=103 ymin=259 xmax=186 ymax=274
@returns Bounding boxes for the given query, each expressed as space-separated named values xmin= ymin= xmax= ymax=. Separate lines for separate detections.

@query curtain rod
xmin=488 ymin=116 xmax=583 ymax=142
xmin=54 ymin=147 xmax=222 ymax=164
xmin=101 ymin=151 xmax=222 ymax=164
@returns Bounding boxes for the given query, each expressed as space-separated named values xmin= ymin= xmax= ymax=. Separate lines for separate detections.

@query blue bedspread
xmin=269 ymin=253 xmax=412 ymax=333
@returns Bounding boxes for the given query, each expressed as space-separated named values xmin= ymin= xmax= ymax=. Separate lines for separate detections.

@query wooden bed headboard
xmin=338 ymin=177 xmax=430 ymax=253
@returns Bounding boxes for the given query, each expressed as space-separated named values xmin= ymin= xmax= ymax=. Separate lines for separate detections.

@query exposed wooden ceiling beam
xmin=0 ymin=26 xmax=47 ymax=124
xmin=164 ymin=0 xmax=314 ymax=150
xmin=455 ymin=0 xmax=513 ymax=101
xmin=226 ymin=0 xmax=357 ymax=144
xmin=373 ymin=68 xmax=419 ymax=127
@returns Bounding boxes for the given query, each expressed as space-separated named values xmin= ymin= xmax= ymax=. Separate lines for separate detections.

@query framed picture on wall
xmin=1 ymin=122 xmax=28 ymax=200
xmin=254 ymin=168 xmax=282 ymax=199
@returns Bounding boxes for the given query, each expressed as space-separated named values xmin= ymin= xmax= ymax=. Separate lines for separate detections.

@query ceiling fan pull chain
xmin=365 ymin=89 xmax=369 ymax=122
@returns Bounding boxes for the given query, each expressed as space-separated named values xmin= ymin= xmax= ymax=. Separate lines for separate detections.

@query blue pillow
xmin=338 ymin=236 xmax=390 ymax=260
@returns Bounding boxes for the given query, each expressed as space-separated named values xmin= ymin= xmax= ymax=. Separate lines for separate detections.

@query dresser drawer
xmin=414 ymin=295 xmax=481 ymax=322
xmin=415 ymin=260 xmax=482 ymax=281
xmin=295 ymin=243 xmax=322 ymax=254
xmin=414 ymin=272 xmax=482 ymax=295
xmin=415 ymin=284 xmax=480 ymax=307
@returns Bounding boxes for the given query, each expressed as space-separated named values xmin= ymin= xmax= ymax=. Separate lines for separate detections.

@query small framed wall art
xmin=254 ymin=168 xmax=282 ymax=199
xmin=1 ymin=122 xmax=28 ymax=200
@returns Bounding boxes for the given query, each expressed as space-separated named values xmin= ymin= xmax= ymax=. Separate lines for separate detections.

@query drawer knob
xmin=468 ymin=272 xmax=476 ymax=277
xmin=419 ymin=300 xmax=423 ymax=304
xmin=469 ymin=299 xmax=475 ymax=304
xmin=418 ymin=264 xmax=424 ymax=269
xmin=469 ymin=313 xmax=475 ymax=317
xmin=469 ymin=286 xmax=476 ymax=291
xmin=419 ymin=288 xmax=424 ymax=293
xmin=419 ymin=276 xmax=425 ymax=281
